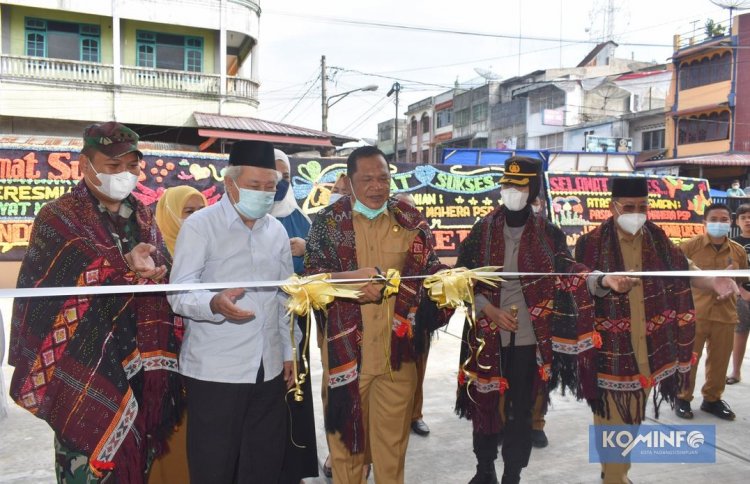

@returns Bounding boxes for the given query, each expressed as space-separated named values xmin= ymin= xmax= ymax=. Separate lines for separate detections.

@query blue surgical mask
xmin=231 ymin=179 xmax=275 ymax=220
xmin=274 ymin=179 xmax=290 ymax=201
xmin=352 ymin=189 xmax=387 ymax=220
xmin=706 ymin=222 xmax=731 ymax=238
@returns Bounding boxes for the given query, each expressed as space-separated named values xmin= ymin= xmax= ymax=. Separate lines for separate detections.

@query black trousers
xmin=184 ymin=372 xmax=286 ymax=484
xmin=473 ymin=344 xmax=538 ymax=474
xmin=500 ymin=344 xmax=537 ymax=471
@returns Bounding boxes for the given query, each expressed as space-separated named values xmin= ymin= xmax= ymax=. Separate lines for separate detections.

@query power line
xmin=278 ymin=73 xmax=320 ymax=122
xmin=265 ymin=10 xmax=675 ymax=48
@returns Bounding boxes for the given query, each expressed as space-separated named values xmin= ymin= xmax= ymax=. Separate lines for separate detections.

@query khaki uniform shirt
xmin=680 ymin=234 xmax=749 ymax=324
xmin=354 ymin=210 xmax=417 ymax=375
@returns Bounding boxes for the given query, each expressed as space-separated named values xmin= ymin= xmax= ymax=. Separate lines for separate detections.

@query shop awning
xmin=636 ymin=152 xmax=750 ymax=168
xmin=194 ymin=112 xmax=356 ymax=149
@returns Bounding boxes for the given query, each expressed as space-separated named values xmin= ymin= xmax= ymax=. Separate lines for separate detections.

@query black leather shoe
xmin=700 ymin=399 xmax=736 ymax=420
xmin=411 ymin=419 xmax=430 ymax=436
xmin=675 ymin=398 xmax=694 ymax=419
xmin=469 ymin=469 xmax=498 ymax=484
xmin=531 ymin=429 xmax=548 ymax=448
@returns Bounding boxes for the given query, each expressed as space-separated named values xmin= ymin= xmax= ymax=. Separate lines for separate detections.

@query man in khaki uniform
xmin=576 ymin=177 xmax=737 ymax=484
xmin=676 ymin=203 xmax=750 ymax=421
xmin=305 ymin=146 xmax=446 ymax=484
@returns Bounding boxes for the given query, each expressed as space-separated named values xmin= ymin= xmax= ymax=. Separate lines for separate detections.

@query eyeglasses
xmin=615 ymin=201 xmax=649 ymax=214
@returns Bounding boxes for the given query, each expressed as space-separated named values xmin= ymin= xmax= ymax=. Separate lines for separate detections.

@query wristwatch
xmin=596 ymin=273 xmax=608 ymax=290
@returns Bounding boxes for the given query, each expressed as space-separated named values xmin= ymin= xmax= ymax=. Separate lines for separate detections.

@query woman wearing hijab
xmin=272 ymin=149 xmax=319 ymax=483
xmin=155 ymin=186 xmax=208 ymax=256
xmin=150 ymin=185 xmax=206 ymax=484
xmin=271 ymin=149 xmax=312 ymax=274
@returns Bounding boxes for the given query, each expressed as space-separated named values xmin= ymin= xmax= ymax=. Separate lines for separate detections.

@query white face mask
xmin=328 ymin=193 xmax=343 ymax=206
xmin=532 ymin=205 xmax=541 ymax=214
xmin=90 ymin=165 xmax=139 ymax=201
xmin=615 ymin=203 xmax=647 ymax=235
xmin=501 ymin=187 xmax=528 ymax=212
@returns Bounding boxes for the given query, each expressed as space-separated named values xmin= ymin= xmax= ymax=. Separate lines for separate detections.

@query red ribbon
xmin=395 ymin=321 xmax=410 ymax=338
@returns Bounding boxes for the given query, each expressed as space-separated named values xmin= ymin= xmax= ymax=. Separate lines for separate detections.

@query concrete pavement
xmin=2 ymin=303 xmax=749 ymax=483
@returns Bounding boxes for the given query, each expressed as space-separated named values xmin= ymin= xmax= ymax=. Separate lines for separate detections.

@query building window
xmin=642 ymin=129 xmax=665 ymax=150
xmin=136 ymin=31 xmax=203 ymax=72
xmin=421 ymin=115 xmax=430 ymax=134
xmin=25 ymin=18 xmax=100 ymax=62
xmin=378 ymin=124 xmax=392 ymax=141
xmin=538 ymin=132 xmax=564 ymax=150
xmin=421 ymin=149 xmax=430 ymax=164
xmin=435 ymin=109 xmax=452 ymax=129
xmin=677 ymin=111 xmax=730 ymax=144
xmin=455 ymin=108 xmax=470 ymax=127
xmin=472 ymin=103 xmax=488 ymax=123
xmin=410 ymin=117 xmax=418 ymax=137
xmin=529 ymin=86 xmax=565 ymax=114
xmin=679 ymin=52 xmax=731 ymax=90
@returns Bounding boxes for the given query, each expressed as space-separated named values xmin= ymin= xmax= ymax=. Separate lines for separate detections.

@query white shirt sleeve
xmin=167 ymin=221 xmax=225 ymax=323
xmin=586 ymin=270 xmax=611 ymax=298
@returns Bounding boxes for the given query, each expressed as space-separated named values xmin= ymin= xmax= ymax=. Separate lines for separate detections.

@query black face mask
xmin=274 ymin=179 xmax=290 ymax=201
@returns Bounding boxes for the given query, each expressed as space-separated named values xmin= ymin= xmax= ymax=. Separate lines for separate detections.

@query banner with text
xmin=546 ymin=172 xmax=710 ymax=250
xmin=0 ymin=146 xmax=505 ymax=260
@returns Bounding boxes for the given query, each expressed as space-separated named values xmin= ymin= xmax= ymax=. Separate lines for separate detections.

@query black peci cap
xmin=228 ymin=140 xmax=276 ymax=169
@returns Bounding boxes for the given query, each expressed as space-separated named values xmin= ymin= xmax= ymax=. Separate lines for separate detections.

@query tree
xmin=705 ymin=19 xmax=727 ymax=38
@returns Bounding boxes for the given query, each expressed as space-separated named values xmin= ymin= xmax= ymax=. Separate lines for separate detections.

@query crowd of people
xmin=3 ymin=121 xmax=749 ymax=484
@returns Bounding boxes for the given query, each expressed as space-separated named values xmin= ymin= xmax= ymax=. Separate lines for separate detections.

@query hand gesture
xmin=602 ymin=274 xmax=640 ymax=293
xmin=210 ymin=288 xmax=255 ymax=321
xmin=712 ymin=265 xmax=740 ymax=301
xmin=348 ymin=267 xmax=384 ymax=304
xmin=124 ymin=243 xmax=167 ymax=282
xmin=482 ymin=304 xmax=519 ymax=332
xmin=289 ymin=237 xmax=306 ymax=257
xmin=283 ymin=361 xmax=295 ymax=389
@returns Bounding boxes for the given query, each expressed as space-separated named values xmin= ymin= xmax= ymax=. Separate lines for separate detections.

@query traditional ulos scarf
xmin=576 ymin=218 xmax=695 ymax=423
xmin=9 ymin=182 xmax=182 ymax=483
xmin=455 ymin=207 xmax=598 ymax=435
xmin=304 ymin=196 xmax=447 ymax=453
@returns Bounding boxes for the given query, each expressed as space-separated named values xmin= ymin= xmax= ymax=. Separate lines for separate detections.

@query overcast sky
xmin=256 ymin=0 xmax=736 ymax=141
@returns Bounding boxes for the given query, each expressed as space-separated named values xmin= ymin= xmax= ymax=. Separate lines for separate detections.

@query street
xmin=2 ymin=304 xmax=749 ymax=483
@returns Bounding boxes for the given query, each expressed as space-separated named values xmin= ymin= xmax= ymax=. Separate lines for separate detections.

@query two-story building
xmin=0 ymin=0 xmax=260 ymax=138
xmin=637 ymin=12 xmax=750 ymax=187
xmin=0 ymin=0 xmax=349 ymax=152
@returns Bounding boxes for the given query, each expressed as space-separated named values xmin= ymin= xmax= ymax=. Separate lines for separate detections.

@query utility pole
xmin=388 ymin=82 xmax=401 ymax=162
xmin=321 ymin=55 xmax=328 ymax=132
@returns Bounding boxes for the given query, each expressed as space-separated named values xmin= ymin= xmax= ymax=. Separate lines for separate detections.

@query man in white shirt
xmin=168 ymin=140 xmax=297 ymax=484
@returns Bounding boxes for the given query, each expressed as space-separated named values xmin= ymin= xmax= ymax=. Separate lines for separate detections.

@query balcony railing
xmin=0 ymin=55 xmax=258 ymax=101
xmin=0 ymin=55 xmax=114 ymax=84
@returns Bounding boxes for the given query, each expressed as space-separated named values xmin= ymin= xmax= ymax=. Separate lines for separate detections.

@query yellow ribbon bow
xmin=372 ymin=268 xmax=401 ymax=298
xmin=423 ymin=266 xmax=503 ymax=309
xmin=281 ymin=273 xmax=364 ymax=402
xmin=423 ymin=266 xmax=504 ymax=398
